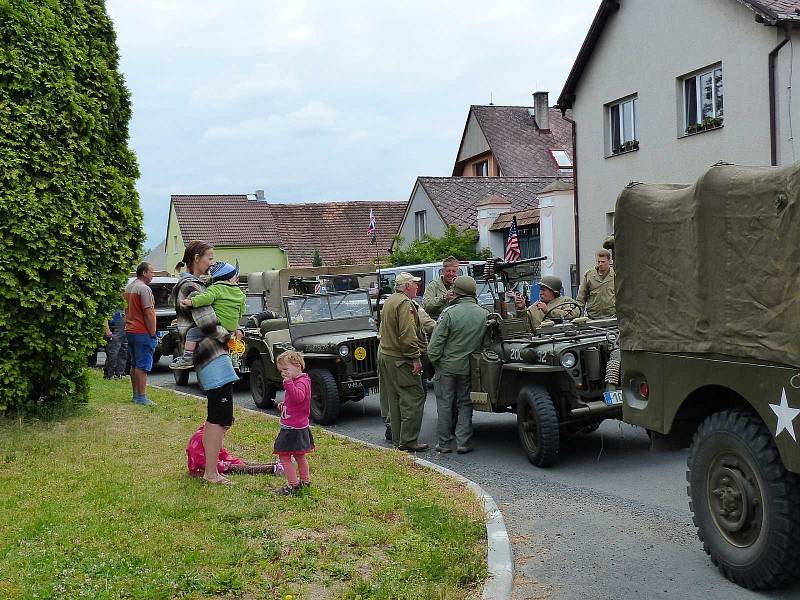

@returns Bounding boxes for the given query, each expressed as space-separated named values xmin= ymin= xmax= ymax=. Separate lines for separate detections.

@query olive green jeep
xmin=613 ymin=162 xmax=800 ymax=590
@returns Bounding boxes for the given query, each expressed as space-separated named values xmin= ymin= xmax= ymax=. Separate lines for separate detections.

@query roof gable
xmin=453 ymin=105 xmax=573 ymax=177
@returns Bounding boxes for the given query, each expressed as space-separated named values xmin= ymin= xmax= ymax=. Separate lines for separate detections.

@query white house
xmin=556 ymin=0 xmax=800 ymax=272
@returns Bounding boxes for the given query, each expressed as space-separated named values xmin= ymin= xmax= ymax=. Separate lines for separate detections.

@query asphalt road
xmin=142 ymin=359 xmax=800 ymax=600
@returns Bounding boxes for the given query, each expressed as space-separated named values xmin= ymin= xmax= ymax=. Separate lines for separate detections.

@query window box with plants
xmin=612 ymin=139 xmax=639 ymax=155
xmin=685 ymin=117 xmax=723 ymax=136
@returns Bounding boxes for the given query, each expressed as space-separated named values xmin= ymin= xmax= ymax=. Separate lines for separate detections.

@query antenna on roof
xmin=489 ymin=91 xmax=493 ymax=106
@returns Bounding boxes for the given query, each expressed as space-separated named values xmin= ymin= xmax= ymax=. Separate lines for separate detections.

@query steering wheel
xmin=542 ymin=300 xmax=583 ymax=320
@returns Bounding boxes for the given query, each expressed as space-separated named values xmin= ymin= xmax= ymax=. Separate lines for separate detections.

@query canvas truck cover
xmin=615 ymin=161 xmax=800 ymax=367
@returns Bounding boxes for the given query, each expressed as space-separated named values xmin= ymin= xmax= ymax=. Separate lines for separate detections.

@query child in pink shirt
xmin=186 ymin=424 xmax=283 ymax=477
xmin=273 ymin=350 xmax=314 ymax=496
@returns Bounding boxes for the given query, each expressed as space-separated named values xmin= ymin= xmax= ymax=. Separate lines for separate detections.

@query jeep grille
xmin=347 ymin=338 xmax=378 ymax=377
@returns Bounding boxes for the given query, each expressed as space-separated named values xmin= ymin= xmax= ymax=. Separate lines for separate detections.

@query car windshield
xmin=285 ymin=290 xmax=371 ymax=324
xmin=150 ymin=284 xmax=175 ymax=309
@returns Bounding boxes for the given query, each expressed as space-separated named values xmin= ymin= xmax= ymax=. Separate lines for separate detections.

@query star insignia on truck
xmin=769 ymin=388 xmax=800 ymax=442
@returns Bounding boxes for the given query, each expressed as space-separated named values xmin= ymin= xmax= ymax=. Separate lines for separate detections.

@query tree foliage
xmin=311 ymin=248 xmax=323 ymax=267
xmin=0 ymin=0 xmax=143 ymax=414
xmin=390 ymin=226 xmax=492 ymax=266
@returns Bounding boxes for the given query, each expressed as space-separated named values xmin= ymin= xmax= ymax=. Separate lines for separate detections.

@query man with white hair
xmin=378 ymin=272 xmax=428 ymax=452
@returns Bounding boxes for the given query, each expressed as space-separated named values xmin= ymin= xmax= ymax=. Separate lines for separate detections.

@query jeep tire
xmin=517 ymin=385 xmax=560 ymax=467
xmin=250 ymin=359 xmax=276 ymax=410
xmin=687 ymin=408 xmax=800 ymax=590
xmin=309 ymin=368 xmax=340 ymax=425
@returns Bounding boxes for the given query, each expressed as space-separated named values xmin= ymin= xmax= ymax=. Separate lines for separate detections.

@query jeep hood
xmin=615 ymin=161 xmax=800 ymax=366
xmin=293 ymin=331 xmax=377 ymax=349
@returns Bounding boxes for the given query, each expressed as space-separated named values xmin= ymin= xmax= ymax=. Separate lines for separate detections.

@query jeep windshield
xmin=285 ymin=290 xmax=372 ymax=324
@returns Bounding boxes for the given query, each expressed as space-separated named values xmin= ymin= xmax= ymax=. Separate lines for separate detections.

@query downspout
xmin=561 ymin=111 xmax=580 ymax=280
xmin=769 ymin=26 xmax=790 ymax=166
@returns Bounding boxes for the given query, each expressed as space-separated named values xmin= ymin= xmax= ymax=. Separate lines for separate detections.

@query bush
xmin=390 ymin=225 xmax=492 ymax=266
xmin=0 ymin=0 xmax=142 ymax=414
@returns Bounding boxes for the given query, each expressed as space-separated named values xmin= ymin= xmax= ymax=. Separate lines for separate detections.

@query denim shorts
xmin=126 ymin=332 xmax=157 ymax=372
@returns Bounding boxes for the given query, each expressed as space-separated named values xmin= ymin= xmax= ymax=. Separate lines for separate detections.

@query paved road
xmin=145 ymin=360 xmax=799 ymax=600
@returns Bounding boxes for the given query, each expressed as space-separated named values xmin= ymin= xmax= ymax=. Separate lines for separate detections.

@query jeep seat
xmin=260 ymin=318 xmax=288 ymax=335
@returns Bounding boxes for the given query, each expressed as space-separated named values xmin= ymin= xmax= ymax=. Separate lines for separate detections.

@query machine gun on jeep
xmin=469 ymin=255 xmax=621 ymax=467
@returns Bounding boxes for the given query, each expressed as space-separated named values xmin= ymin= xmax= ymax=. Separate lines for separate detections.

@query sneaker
xmin=169 ymin=356 xmax=194 ymax=370
xmin=274 ymin=483 xmax=302 ymax=496
xmin=299 ymin=481 xmax=312 ymax=490
xmin=134 ymin=397 xmax=156 ymax=406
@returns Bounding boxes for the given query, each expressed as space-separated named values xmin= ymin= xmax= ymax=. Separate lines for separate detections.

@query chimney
xmin=255 ymin=189 xmax=265 ymax=201
xmin=533 ymin=91 xmax=550 ymax=132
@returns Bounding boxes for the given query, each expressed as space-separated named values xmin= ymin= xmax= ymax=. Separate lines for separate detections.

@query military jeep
xmin=470 ymin=257 xmax=620 ymax=467
xmin=243 ymin=289 xmax=379 ymax=425
xmin=613 ymin=162 xmax=800 ymax=590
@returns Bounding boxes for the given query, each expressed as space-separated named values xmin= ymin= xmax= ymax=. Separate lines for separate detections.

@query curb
xmin=151 ymin=383 xmax=514 ymax=600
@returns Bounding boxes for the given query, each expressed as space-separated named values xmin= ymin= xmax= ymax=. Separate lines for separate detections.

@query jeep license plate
xmin=366 ymin=387 xmax=379 ymax=396
xmin=344 ymin=381 xmax=362 ymax=391
xmin=603 ymin=390 xmax=623 ymax=406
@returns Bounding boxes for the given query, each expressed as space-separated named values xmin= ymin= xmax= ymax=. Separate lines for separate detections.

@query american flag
xmin=504 ymin=216 xmax=521 ymax=262
xmin=368 ymin=208 xmax=376 ymax=244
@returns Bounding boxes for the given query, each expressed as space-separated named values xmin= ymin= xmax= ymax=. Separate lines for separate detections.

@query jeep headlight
xmin=560 ymin=352 xmax=577 ymax=369
xmin=338 ymin=345 xmax=350 ymax=357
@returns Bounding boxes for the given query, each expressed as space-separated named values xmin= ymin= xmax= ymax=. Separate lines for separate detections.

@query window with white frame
xmin=414 ymin=210 xmax=427 ymax=240
xmin=607 ymin=96 xmax=638 ymax=154
xmin=473 ymin=159 xmax=489 ymax=176
xmin=683 ymin=65 xmax=723 ymax=132
xmin=549 ymin=149 xmax=573 ymax=174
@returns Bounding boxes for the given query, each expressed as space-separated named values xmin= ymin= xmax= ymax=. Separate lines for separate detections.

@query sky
xmin=105 ymin=0 xmax=599 ymax=248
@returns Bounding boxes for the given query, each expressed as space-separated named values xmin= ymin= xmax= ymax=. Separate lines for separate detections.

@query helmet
xmin=540 ymin=275 xmax=562 ymax=295
xmin=452 ymin=275 xmax=477 ymax=297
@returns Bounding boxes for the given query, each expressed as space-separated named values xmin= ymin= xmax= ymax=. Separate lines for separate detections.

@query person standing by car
xmin=378 ymin=272 xmax=428 ymax=452
xmin=422 ymin=256 xmax=460 ymax=320
xmin=427 ymin=276 xmax=488 ymax=454
xmin=576 ymin=249 xmax=615 ymax=319
xmin=103 ymin=308 xmax=128 ymax=379
xmin=173 ymin=240 xmax=243 ymax=485
xmin=124 ymin=262 xmax=156 ymax=405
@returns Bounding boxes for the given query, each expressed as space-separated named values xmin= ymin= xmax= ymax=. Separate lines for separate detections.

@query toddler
xmin=172 ymin=261 xmax=245 ymax=369
xmin=273 ymin=350 xmax=314 ymax=496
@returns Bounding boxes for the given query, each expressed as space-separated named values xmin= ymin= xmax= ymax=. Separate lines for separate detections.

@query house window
xmin=607 ymin=96 xmax=638 ymax=154
xmin=683 ymin=65 xmax=723 ymax=133
xmin=518 ymin=225 xmax=541 ymax=259
xmin=473 ymin=159 xmax=489 ymax=176
xmin=549 ymin=149 xmax=573 ymax=176
xmin=414 ymin=210 xmax=427 ymax=240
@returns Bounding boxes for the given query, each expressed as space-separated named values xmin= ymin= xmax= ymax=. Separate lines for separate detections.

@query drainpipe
xmin=769 ymin=26 xmax=790 ymax=166
xmin=561 ymin=111 xmax=581 ymax=279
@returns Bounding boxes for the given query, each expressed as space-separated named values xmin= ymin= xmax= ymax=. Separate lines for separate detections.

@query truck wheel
xmin=688 ymin=408 xmax=800 ymax=589
xmin=250 ymin=360 xmax=275 ymax=409
xmin=172 ymin=352 xmax=190 ymax=386
xmin=517 ymin=385 xmax=560 ymax=467
xmin=309 ymin=368 xmax=340 ymax=425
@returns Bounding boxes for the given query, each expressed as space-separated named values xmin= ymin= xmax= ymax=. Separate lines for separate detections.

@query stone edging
xmin=151 ymin=383 xmax=514 ymax=600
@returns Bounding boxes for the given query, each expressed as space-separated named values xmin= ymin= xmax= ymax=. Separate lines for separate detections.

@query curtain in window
xmin=685 ymin=78 xmax=697 ymax=127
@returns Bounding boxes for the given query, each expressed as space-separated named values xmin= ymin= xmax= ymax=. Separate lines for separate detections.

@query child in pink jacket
xmin=273 ymin=350 xmax=314 ymax=495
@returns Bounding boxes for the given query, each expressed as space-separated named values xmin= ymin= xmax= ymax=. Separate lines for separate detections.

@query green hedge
xmin=0 ymin=0 xmax=142 ymax=414
xmin=390 ymin=225 xmax=492 ymax=266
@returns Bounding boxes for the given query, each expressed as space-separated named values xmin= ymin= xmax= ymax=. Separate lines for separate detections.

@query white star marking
xmin=769 ymin=388 xmax=800 ymax=442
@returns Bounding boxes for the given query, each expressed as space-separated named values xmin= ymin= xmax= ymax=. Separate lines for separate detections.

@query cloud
xmin=199 ymin=101 xmax=342 ymax=142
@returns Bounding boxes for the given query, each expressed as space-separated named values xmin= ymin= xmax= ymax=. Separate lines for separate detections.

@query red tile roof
xmin=270 ymin=201 xmax=405 ymax=266
xmin=417 ymin=176 xmax=564 ymax=230
xmin=171 ymin=195 xmax=282 ymax=246
xmin=456 ymin=106 xmax=573 ymax=177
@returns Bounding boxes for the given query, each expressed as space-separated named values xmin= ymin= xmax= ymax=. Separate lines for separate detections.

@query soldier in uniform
xmin=378 ymin=272 xmax=429 ymax=452
xmin=422 ymin=256 xmax=460 ymax=320
xmin=576 ymin=249 xmax=616 ymax=318
xmin=427 ymin=276 xmax=488 ymax=454
xmin=514 ymin=275 xmax=581 ymax=328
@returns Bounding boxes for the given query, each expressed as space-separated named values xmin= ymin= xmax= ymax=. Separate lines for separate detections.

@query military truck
xmin=242 ymin=267 xmax=379 ymax=425
xmin=469 ymin=257 xmax=621 ymax=467
xmin=613 ymin=162 xmax=800 ymax=589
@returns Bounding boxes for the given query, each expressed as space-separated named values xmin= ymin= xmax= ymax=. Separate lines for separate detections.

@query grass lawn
xmin=0 ymin=371 xmax=487 ymax=599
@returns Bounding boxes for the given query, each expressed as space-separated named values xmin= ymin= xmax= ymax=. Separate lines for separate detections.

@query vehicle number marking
xmin=509 ymin=348 xmax=522 ymax=361
xmin=354 ymin=347 xmax=367 ymax=361
xmin=603 ymin=390 xmax=623 ymax=406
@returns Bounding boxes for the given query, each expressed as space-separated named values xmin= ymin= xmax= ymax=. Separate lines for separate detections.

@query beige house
xmin=557 ymin=0 xmax=800 ymax=272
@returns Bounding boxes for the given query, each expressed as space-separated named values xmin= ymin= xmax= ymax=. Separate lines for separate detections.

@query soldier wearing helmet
xmin=514 ymin=274 xmax=581 ymax=328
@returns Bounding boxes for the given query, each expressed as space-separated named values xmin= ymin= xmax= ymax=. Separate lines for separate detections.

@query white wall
xmin=572 ymin=0 xmax=786 ymax=271
xmin=774 ymin=30 xmax=800 ymax=166
xmin=456 ymin=112 xmax=490 ymax=163
xmin=538 ymin=189 xmax=576 ymax=296
xmin=395 ymin=182 xmax=446 ymax=247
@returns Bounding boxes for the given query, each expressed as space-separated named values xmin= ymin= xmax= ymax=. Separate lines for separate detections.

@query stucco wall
xmin=774 ymin=30 xmax=800 ymax=166
xmin=538 ymin=189 xmax=576 ymax=296
xmin=572 ymin=0 xmax=784 ymax=271
xmin=396 ymin=183 xmax=446 ymax=247
xmin=164 ymin=204 xmax=185 ymax=274
xmin=456 ymin=112 xmax=490 ymax=163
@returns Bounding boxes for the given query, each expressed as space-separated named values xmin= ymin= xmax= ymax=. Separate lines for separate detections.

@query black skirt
xmin=273 ymin=427 xmax=315 ymax=455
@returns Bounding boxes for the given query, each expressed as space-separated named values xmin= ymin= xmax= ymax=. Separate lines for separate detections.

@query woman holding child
xmin=173 ymin=240 xmax=243 ymax=485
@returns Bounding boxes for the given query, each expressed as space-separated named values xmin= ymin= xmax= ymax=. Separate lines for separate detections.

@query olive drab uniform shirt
xmin=379 ymin=292 xmax=424 ymax=361
xmin=577 ymin=267 xmax=616 ymax=319
xmin=427 ymin=297 xmax=488 ymax=376
xmin=422 ymin=277 xmax=454 ymax=320
xmin=517 ymin=295 xmax=581 ymax=329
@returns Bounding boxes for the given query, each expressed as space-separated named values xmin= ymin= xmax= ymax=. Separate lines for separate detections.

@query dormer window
xmin=473 ymin=160 xmax=489 ymax=176
xmin=549 ymin=149 xmax=573 ymax=175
